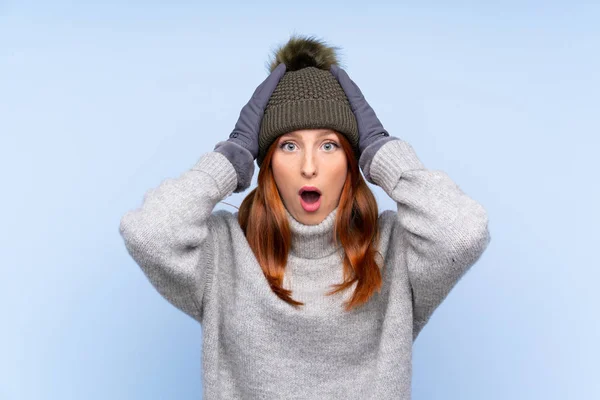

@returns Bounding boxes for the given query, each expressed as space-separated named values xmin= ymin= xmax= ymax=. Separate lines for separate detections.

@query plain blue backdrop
xmin=2 ymin=1 xmax=598 ymax=399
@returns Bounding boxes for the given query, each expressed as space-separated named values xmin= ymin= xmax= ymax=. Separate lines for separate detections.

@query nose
xmin=301 ymin=151 xmax=317 ymax=178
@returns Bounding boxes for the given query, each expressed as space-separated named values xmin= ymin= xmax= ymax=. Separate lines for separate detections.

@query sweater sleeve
xmin=118 ymin=151 xmax=239 ymax=323
xmin=368 ymin=139 xmax=491 ymax=341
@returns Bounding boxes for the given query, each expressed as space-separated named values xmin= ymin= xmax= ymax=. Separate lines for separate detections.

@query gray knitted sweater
xmin=119 ymin=139 xmax=491 ymax=399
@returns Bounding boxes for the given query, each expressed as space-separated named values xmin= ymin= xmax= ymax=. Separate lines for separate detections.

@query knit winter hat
xmin=257 ymin=35 xmax=359 ymax=167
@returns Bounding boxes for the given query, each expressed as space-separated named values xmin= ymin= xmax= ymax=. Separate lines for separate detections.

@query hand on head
xmin=329 ymin=65 xmax=399 ymax=182
xmin=213 ymin=63 xmax=287 ymax=192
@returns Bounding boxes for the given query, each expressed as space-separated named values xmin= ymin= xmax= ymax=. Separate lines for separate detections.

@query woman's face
xmin=271 ymin=129 xmax=348 ymax=225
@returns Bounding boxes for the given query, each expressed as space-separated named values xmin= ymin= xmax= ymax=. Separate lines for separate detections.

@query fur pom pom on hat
xmin=266 ymin=35 xmax=340 ymax=72
xmin=257 ymin=35 xmax=359 ymax=167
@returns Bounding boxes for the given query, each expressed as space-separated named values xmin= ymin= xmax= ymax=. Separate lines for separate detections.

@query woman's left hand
xmin=330 ymin=65 xmax=399 ymax=182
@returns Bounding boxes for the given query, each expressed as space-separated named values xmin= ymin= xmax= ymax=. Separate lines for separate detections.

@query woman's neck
xmin=285 ymin=207 xmax=342 ymax=259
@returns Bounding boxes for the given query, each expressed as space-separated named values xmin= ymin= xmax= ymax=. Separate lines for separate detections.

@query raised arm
xmin=119 ymin=152 xmax=237 ymax=323
xmin=368 ymin=140 xmax=491 ymax=341
xmin=118 ymin=63 xmax=287 ymax=323
xmin=330 ymin=65 xmax=491 ymax=341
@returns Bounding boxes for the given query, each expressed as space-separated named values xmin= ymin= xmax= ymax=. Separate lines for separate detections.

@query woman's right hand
xmin=214 ymin=63 xmax=287 ymax=192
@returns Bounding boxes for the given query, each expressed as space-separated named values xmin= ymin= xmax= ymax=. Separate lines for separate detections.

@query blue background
xmin=2 ymin=1 xmax=599 ymax=399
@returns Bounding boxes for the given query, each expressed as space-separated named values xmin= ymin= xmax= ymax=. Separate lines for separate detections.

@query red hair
xmin=238 ymin=132 xmax=383 ymax=312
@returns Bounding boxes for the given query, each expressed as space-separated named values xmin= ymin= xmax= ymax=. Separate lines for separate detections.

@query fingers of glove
xmin=229 ymin=63 xmax=287 ymax=157
xmin=330 ymin=65 xmax=389 ymax=151
xmin=329 ymin=65 xmax=365 ymax=111
xmin=330 ymin=65 xmax=380 ymax=128
xmin=251 ymin=63 xmax=287 ymax=105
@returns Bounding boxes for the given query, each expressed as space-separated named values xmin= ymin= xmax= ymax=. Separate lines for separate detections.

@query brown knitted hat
xmin=257 ymin=35 xmax=359 ymax=167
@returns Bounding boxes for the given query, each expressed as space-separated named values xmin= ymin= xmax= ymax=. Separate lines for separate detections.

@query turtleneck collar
xmin=285 ymin=207 xmax=342 ymax=259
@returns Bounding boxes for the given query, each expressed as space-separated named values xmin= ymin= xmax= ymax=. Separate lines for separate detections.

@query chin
xmin=289 ymin=202 xmax=330 ymax=225
xmin=304 ymin=216 xmax=321 ymax=225
xmin=304 ymin=211 xmax=327 ymax=225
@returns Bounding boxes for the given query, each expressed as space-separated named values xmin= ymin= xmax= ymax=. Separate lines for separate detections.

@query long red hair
xmin=238 ymin=132 xmax=383 ymax=312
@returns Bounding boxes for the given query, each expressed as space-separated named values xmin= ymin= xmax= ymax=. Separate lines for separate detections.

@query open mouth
xmin=300 ymin=191 xmax=320 ymax=204
xmin=299 ymin=187 xmax=322 ymax=212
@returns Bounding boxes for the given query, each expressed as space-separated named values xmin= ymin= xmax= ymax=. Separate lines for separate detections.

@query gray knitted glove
xmin=329 ymin=65 xmax=399 ymax=184
xmin=214 ymin=63 xmax=287 ymax=192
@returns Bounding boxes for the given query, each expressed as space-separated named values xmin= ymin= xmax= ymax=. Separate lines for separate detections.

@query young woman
xmin=119 ymin=35 xmax=491 ymax=399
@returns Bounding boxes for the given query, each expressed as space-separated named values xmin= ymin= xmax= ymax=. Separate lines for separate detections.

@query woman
xmin=119 ymin=35 xmax=491 ymax=399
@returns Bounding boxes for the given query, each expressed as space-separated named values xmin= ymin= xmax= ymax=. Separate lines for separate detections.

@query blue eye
xmin=279 ymin=141 xmax=339 ymax=152
xmin=322 ymin=142 xmax=339 ymax=151
xmin=280 ymin=142 xmax=296 ymax=151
